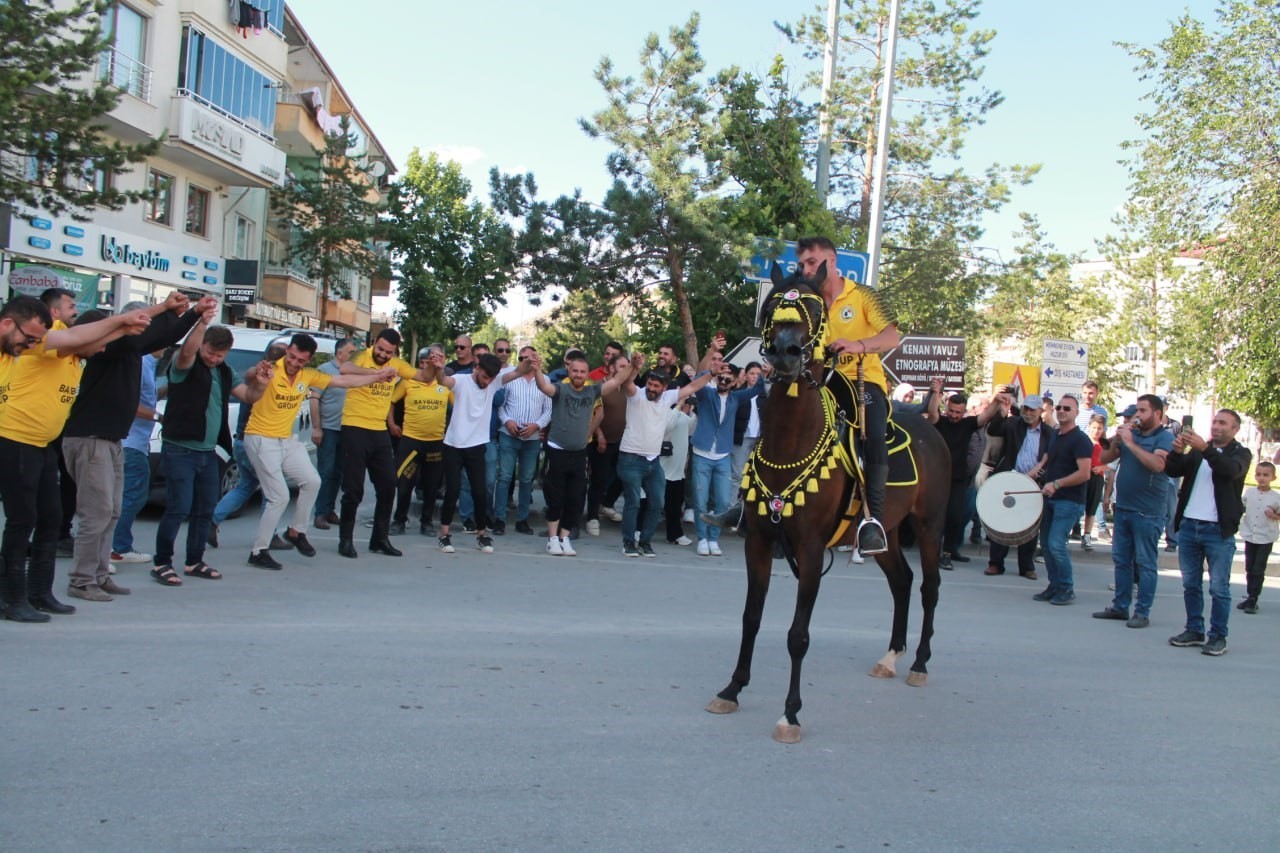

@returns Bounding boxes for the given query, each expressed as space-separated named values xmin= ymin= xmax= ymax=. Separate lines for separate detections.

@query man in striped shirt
xmin=492 ymin=345 xmax=552 ymax=535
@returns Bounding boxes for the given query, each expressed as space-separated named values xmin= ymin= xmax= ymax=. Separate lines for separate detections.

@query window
xmin=186 ymin=184 xmax=210 ymax=236
xmin=99 ymin=3 xmax=150 ymax=100
xmin=233 ymin=215 xmax=256 ymax=259
xmin=178 ymin=26 xmax=277 ymax=134
xmin=1124 ymin=345 xmax=1143 ymax=362
xmin=146 ymin=169 xmax=174 ymax=225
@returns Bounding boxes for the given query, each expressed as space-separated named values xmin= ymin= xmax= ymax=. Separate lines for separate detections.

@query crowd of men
xmin=1 ymin=268 xmax=1271 ymax=657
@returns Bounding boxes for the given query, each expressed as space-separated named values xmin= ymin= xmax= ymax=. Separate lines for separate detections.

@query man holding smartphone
xmin=1092 ymin=394 xmax=1174 ymax=628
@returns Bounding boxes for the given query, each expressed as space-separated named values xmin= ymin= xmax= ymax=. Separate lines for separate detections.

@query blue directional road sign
xmin=747 ymin=240 xmax=871 ymax=326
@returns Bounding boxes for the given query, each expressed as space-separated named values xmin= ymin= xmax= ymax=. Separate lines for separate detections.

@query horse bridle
xmin=759 ymin=286 xmax=830 ymax=392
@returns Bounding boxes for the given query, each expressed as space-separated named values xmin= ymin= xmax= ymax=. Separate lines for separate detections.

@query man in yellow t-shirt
xmin=241 ymin=332 xmax=395 ymax=571
xmin=333 ymin=328 xmax=429 ymax=558
xmin=799 ymin=235 xmax=900 ymax=554
xmin=389 ymin=344 xmax=453 ymax=535
xmin=0 ymin=296 xmax=152 ymax=621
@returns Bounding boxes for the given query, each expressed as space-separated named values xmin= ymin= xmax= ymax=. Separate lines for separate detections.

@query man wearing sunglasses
xmin=445 ymin=335 xmax=475 ymax=375
xmin=1033 ymin=395 xmax=1095 ymax=605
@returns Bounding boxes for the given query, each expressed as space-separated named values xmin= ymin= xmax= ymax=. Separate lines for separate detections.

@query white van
xmin=147 ymin=328 xmax=339 ymax=503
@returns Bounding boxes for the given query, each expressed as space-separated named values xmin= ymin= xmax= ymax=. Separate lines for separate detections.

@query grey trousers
xmin=63 ymin=437 xmax=123 ymax=587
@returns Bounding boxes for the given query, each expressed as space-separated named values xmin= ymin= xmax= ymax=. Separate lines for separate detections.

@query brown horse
xmin=705 ymin=263 xmax=950 ymax=743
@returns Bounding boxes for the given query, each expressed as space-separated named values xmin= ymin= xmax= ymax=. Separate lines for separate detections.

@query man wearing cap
xmin=310 ymin=338 xmax=359 ymax=530
xmin=983 ymin=391 xmax=1051 ymax=579
xmin=1091 ymin=394 xmax=1173 ymax=628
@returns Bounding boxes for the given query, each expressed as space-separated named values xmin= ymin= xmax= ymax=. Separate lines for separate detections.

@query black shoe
xmin=1168 ymin=630 xmax=1206 ymax=647
xmin=2 ymin=600 xmax=52 ymax=622
xmin=338 ymin=539 xmax=358 ymax=559
xmin=515 ymin=520 xmax=535 ymax=535
xmin=1126 ymin=615 xmax=1150 ymax=628
xmin=247 ymin=550 xmax=283 ymax=570
xmin=1238 ymin=597 xmax=1259 ymax=614
xmin=420 ymin=522 xmax=436 ymax=537
xmin=1032 ymin=586 xmax=1056 ymax=601
xmin=638 ymin=541 xmax=657 ymax=558
xmin=949 ymin=552 xmax=971 ymax=563
xmin=269 ymin=532 xmax=294 ymax=551
xmin=491 ymin=520 xmax=506 ymax=535
xmin=1049 ymin=590 xmax=1076 ymax=605
xmin=1201 ymin=636 xmax=1227 ymax=656
xmin=622 ymin=540 xmax=640 ymax=558
xmin=369 ymin=538 xmax=403 ymax=557
xmin=857 ymin=520 xmax=888 ymax=555
xmin=283 ymin=530 xmax=316 ymax=557
xmin=463 ymin=518 xmax=476 ymax=533
xmin=476 ymin=535 xmax=495 ymax=554
xmin=701 ymin=501 xmax=744 ymax=533
xmin=939 ymin=555 xmax=953 ymax=571
xmin=207 ymin=523 xmax=219 ymax=549
xmin=969 ymin=532 xmax=982 ymax=545
xmin=1092 ymin=607 xmax=1128 ymax=620
xmin=29 ymin=594 xmax=76 ymax=615
xmin=389 ymin=520 xmax=406 ymax=536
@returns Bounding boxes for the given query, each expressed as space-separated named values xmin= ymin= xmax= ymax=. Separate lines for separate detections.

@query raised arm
xmin=47 ymin=310 xmax=151 ymax=356
xmin=174 ymin=302 xmax=220 ymax=371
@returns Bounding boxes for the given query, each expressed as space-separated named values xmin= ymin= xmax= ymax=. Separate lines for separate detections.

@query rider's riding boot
xmin=701 ymin=500 xmax=746 ymax=536
xmin=857 ymin=463 xmax=889 ymax=555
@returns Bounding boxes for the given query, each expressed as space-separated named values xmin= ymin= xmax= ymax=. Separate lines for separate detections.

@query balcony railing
xmin=264 ymin=264 xmax=316 ymax=286
xmin=174 ymin=88 xmax=277 ymax=144
xmin=98 ymin=46 xmax=152 ymax=103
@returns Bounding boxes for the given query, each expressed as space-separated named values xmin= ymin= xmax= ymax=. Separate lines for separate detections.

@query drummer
xmin=983 ymin=391 xmax=1052 ymax=580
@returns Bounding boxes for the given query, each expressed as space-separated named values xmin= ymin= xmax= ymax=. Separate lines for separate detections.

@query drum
xmin=977 ymin=471 xmax=1044 ymax=546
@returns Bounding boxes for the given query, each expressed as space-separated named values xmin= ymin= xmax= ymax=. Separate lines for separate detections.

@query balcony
xmin=262 ymin=266 xmax=318 ymax=312
xmin=166 ymin=92 xmax=286 ymax=187
xmin=98 ymin=46 xmax=152 ymax=103
xmin=323 ymin=297 xmax=370 ymax=334
xmin=273 ymin=92 xmax=329 ymax=157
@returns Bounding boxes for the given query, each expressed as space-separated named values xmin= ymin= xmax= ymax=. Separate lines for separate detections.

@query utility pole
xmin=814 ymin=0 xmax=840 ymax=205
xmin=864 ymin=0 xmax=901 ymax=291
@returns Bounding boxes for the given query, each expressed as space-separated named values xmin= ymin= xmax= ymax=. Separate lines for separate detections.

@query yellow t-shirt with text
xmin=393 ymin=380 xmax=452 ymax=441
xmin=0 ymin=322 xmax=84 ymax=447
xmin=245 ymin=357 xmax=331 ymax=439
xmin=341 ymin=348 xmax=417 ymax=430
xmin=822 ymin=278 xmax=897 ymax=393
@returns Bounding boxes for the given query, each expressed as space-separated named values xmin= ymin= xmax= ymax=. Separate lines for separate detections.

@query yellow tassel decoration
xmin=819 ymin=466 xmax=831 ymax=480
xmin=746 ymin=487 xmax=757 ymax=501
xmin=794 ymin=492 xmax=805 ymax=507
xmin=757 ymin=503 xmax=768 ymax=516
xmin=787 ymin=383 xmax=799 ymax=397
xmin=741 ymin=474 xmax=750 ymax=489
xmin=806 ymin=478 xmax=819 ymax=493
xmin=782 ymin=504 xmax=794 ymax=518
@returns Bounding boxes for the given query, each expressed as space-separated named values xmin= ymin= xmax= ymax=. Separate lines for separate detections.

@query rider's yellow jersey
xmin=822 ymin=278 xmax=897 ymax=393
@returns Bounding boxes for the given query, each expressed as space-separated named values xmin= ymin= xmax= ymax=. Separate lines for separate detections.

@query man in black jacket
xmin=983 ymin=392 xmax=1051 ymax=580
xmin=62 ymin=292 xmax=215 ymax=602
xmin=1165 ymin=409 xmax=1252 ymax=656
xmin=149 ymin=312 xmax=271 ymax=587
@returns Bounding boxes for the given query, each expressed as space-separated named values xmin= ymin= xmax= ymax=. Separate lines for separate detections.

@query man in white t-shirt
xmin=426 ymin=351 xmax=519 ymax=554
xmin=615 ymin=352 xmax=712 ymax=557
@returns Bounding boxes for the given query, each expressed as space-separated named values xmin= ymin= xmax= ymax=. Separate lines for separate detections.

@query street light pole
xmin=864 ymin=0 xmax=901 ymax=291
xmin=814 ymin=0 xmax=840 ymax=206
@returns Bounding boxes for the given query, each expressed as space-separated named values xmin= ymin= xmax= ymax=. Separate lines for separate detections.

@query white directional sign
xmin=1041 ymin=339 xmax=1089 ymax=405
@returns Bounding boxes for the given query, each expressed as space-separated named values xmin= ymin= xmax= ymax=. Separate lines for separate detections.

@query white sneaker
xmin=835 ymin=544 xmax=853 ymax=552
xmin=559 ymin=537 xmax=576 ymax=556
xmin=851 ymin=548 xmax=865 ymax=564
xmin=1081 ymin=534 xmax=1093 ymax=551
xmin=546 ymin=537 xmax=564 ymax=556
xmin=708 ymin=540 xmax=722 ymax=556
xmin=683 ymin=508 xmax=695 ymax=523
xmin=697 ymin=539 xmax=710 ymax=556
xmin=603 ymin=507 xmax=623 ymax=523
xmin=111 ymin=550 xmax=151 ymax=563
xmin=586 ymin=519 xmax=600 ymax=536
xmin=674 ymin=535 xmax=693 ymax=546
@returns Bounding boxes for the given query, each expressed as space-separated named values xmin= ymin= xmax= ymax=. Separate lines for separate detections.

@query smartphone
xmin=1181 ymin=415 xmax=1194 ymax=429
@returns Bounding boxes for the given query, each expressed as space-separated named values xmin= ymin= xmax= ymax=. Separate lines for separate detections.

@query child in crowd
xmin=1239 ymin=460 xmax=1280 ymax=614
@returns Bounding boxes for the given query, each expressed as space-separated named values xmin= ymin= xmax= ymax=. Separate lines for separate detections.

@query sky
xmin=289 ymin=0 xmax=1219 ymax=313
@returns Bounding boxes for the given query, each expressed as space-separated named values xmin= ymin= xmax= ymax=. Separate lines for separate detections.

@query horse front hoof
xmin=705 ymin=697 xmax=739 ymax=715
xmin=868 ymin=662 xmax=896 ymax=678
xmin=906 ymin=670 xmax=928 ymax=687
xmin=772 ymin=718 xmax=802 ymax=744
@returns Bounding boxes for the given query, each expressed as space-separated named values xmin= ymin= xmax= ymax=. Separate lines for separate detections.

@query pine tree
xmin=0 ymin=0 xmax=160 ymax=217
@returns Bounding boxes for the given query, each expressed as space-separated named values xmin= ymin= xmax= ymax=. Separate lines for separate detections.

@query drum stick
xmin=1003 ymin=490 xmax=1043 ymax=496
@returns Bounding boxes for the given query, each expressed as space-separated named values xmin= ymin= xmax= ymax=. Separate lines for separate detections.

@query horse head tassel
xmin=786 ymin=383 xmax=799 ymax=397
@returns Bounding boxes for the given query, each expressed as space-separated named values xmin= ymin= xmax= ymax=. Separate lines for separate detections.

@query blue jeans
xmin=458 ymin=440 xmax=498 ymax=522
xmin=112 ymin=447 xmax=151 ymax=554
xmin=155 ymin=444 xmax=220 ymax=567
xmin=617 ymin=451 xmax=665 ymax=545
xmin=1177 ymin=518 xmax=1236 ymax=639
xmin=1165 ymin=478 xmax=1180 ymax=546
xmin=1042 ymin=498 xmax=1084 ymax=596
xmin=213 ymin=439 xmax=258 ymax=525
xmin=691 ymin=453 xmax=732 ymax=542
xmin=1110 ymin=507 xmax=1164 ymax=617
xmin=493 ymin=433 xmax=542 ymax=523
xmin=314 ymin=427 xmax=343 ymax=519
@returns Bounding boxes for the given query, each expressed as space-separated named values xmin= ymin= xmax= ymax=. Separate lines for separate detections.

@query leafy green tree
xmin=1 ymin=0 xmax=160 ymax=217
xmin=469 ymin=316 xmax=514 ymax=353
xmin=272 ymin=117 xmax=386 ymax=328
xmin=1121 ymin=0 xmax=1280 ymax=423
xmin=384 ymin=149 xmax=513 ymax=353
xmin=531 ymin=290 xmax=629 ymax=369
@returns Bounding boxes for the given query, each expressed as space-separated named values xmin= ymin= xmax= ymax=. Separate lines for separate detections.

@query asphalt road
xmin=2 ymin=501 xmax=1277 ymax=852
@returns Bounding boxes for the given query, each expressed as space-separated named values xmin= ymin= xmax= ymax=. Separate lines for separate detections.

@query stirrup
xmin=856 ymin=518 xmax=888 ymax=555
xmin=701 ymin=501 xmax=744 ymax=534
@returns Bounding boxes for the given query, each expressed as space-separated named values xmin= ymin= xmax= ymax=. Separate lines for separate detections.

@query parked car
xmin=146 ymin=328 xmax=338 ymax=504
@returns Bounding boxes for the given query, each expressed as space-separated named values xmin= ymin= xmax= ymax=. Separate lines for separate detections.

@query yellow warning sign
xmin=993 ymin=362 xmax=1039 ymax=399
